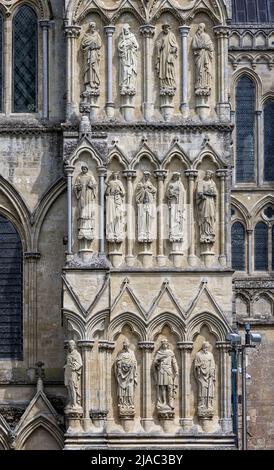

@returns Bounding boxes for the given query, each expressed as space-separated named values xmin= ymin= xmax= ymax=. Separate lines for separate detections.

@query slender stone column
xmin=123 ymin=170 xmax=137 ymax=267
xmin=40 ymin=21 xmax=50 ymax=119
xmin=216 ymin=169 xmax=229 ymax=267
xmin=64 ymin=24 xmax=81 ymax=119
xmin=247 ymin=229 xmax=253 ymax=274
xmin=154 ymin=170 xmax=168 ymax=266
xmin=64 ymin=165 xmax=75 ymax=257
xmin=216 ymin=342 xmax=232 ymax=433
xmin=78 ymin=340 xmax=94 ymax=431
xmin=105 ymin=341 xmax=115 ymax=431
xmin=104 ymin=25 xmax=115 ymax=118
xmin=24 ymin=252 xmax=41 ymax=371
xmin=3 ymin=15 xmax=12 ymax=114
xmin=97 ymin=166 xmax=107 ymax=256
xmin=139 ymin=25 xmax=155 ymax=121
xmin=185 ymin=170 xmax=198 ymax=266
xmin=177 ymin=342 xmax=193 ymax=430
xmin=138 ymin=341 xmax=154 ymax=431
xmin=256 ymin=111 xmax=262 ymax=186
xmin=178 ymin=26 xmax=190 ymax=117
xmin=213 ymin=26 xmax=230 ymax=121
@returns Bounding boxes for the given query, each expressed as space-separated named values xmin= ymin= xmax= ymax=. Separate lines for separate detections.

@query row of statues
xmin=81 ymin=22 xmax=214 ymax=98
xmin=65 ymin=339 xmax=216 ymax=419
xmin=74 ymin=167 xmax=217 ymax=245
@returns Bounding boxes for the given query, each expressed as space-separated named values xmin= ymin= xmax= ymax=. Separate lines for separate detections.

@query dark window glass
xmin=272 ymin=226 xmax=274 ymax=270
xmin=255 ymin=222 xmax=268 ymax=271
xmin=0 ymin=215 xmax=23 ymax=359
xmin=257 ymin=0 xmax=269 ymax=21
xmin=233 ymin=0 xmax=247 ymax=22
xmin=0 ymin=15 xmax=3 ymax=112
xmin=236 ymin=76 xmax=256 ymax=183
xmin=269 ymin=0 xmax=274 ymax=20
xmin=264 ymin=100 xmax=274 ymax=181
xmin=232 ymin=222 xmax=246 ymax=271
xmin=246 ymin=0 xmax=258 ymax=21
xmin=13 ymin=6 xmax=37 ymax=113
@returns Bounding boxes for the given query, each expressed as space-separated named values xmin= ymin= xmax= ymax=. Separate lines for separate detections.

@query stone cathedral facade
xmin=0 ymin=0 xmax=274 ymax=450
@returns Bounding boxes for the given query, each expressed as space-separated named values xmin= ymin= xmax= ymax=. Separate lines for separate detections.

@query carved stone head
xmin=198 ymin=23 xmax=206 ymax=34
xmin=205 ymin=170 xmax=214 ymax=180
xmin=172 ymin=172 xmax=181 ymax=181
xmin=162 ymin=24 xmax=171 ymax=35
xmin=143 ymin=171 xmax=151 ymax=181
xmin=161 ymin=338 xmax=169 ymax=350
xmin=123 ymin=339 xmax=130 ymax=350
xmin=122 ymin=24 xmax=130 ymax=35
xmin=68 ymin=340 xmax=76 ymax=352
xmin=89 ymin=22 xmax=96 ymax=33
xmin=201 ymin=341 xmax=210 ymax=352
xmin=81 ymin=165 xmax=89 ymax=174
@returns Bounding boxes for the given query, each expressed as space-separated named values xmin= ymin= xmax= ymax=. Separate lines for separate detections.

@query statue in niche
xmin=153 ymin=339 xmax=179 ymax=412
xmin=106 ymin=172 xmax=125 ymax=243
xmin=115 ymin=340 xmax=138 ymax=414
xmin=74 ymin=165 xmax=97 ymax=241
xmin=196 ymin=170 xmax=217 ymax=244
xmin=135 ymin=171 xmax=157 ymax=243
xmin=81 ymin=22 xmax=102 ymax=95
xmin=167 ymin=172 xmax=185 ymax=242
xmin=64 ymin=340 xmax=83 ymax=410
xmin=155 ymin=24 xmax=178 ymax=95
xmin=118 ymin=24 xmax=139 ymax=96
xmin=194 ymin=342 xmax=216 ymax=416
xmin=192 ymin=23 xmax=214 ymax=96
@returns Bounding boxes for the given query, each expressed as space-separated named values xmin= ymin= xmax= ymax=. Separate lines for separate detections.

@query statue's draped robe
xmin=167 ymin=180 xmax=185 ymax=241
xmin=82 ymin=31 xmax=102 ymax=90
xmin=118 ymin=32 xmax=139 ymax=93
xmin=194 ymin=350 xmax=216 ymax=404
xmin=136 ymin=180 xmax=157 ymax=242
xmin=156 ymin=31 xmax=178 ymax=90
xmin=106 ymin=179 xmax=125 ymax=242
xmin=197 ymin=178 xmax=217 ymax=241
xmin=64 ymin=350 xmax=83 ymax=407
xmin=115 ymin=350 xmax=137 ymax=406
xmin=192 ymin=31 xmax=213 ymax=93
xmin=74 ymin=173 xmax=97 ymax=240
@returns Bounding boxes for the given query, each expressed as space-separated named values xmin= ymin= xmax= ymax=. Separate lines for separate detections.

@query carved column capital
xmin=154 ymin=170 xmax=168 ymax=181
xmin=177 ymin=341 xmax=193 ymax=351
xmin=139 ymin=24 xmax=155 ymax=38
xmin=64 ymin=164 xmax=75 ymax=176
xmin=97 ymin=165 xmax=107 ymax=178
xmin=123 ymin=170 xmax=137 ymax=180
xmin=98 ymin=340 xmax=115 ymax=351
xmin=78 ymin=340 xmax=95 ymax=350
xmin=138 ymin=341 xmax=154 ymax=351
xmin=178 ymin=25 xmax=190 ymax=36
xmin=247 ymin=229 xmax=253 ymax=235
xmin=216 ymin=169 xmax=229 ymax=179
xmin=24 ymin=252 xmax=41 ymax=261
xmin=104 ymin=25 xmax=115 ymax=36
xmin=216 ymin=341 xmax=231 ymax=352
xmin=185 ymin=169 xmax=198 ymax=180
xmin=39 ymin=20 xmax=51 ymax=30
xmin=213 ymin=26 xmax=230 ymax=38
xmin=64 ymin=25 xmax=81 ymax=39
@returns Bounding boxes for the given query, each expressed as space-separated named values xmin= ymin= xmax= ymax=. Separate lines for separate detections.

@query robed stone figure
xmin=153 ymin=339 xmax=179 ymax=412
xmin=194 ymin=342 xmax=216 ymax=414
xmin=167 ymin=172 xmax=185 ymax=242
xmin=64 ymin=340 xmax=83 ymax=410
xmin=81 ymin=22 xmax=102 ymax=94
xmin=196 ymin=170 xmax=217 ymax=244
xmin=74 ymin=165 xmax=97 ymax=241
xmin=106 ymin=172 xmax=125 ymax=243
xmin=155 ymin=24 xmax=178 ymax=95
xmin=192 ymin=23 xmax=214 ymax=96
xmin=135 ymin=171 xmax=157 ymax=243
xmin=115 ymin=340 xmax=138 ymax=409
xmin=118 ymin=24 xmax=139 ymax=95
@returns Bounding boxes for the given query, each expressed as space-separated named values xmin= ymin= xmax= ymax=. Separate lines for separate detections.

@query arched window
xmin=255 ymin=222 xmax=268 ymax=271
xmin=13 ymin=5 xmax=38 ymax=113
xmin=0 ymin=14 xmax=3 ymax=112
xmin=236 ymin=76 xmax=256 ymax=183
xmin=232 ymin=0 xmax=274 ymax=22
xmin=232 ymin=222 xmax=246 ymax=271
xmin=264 ymin=100 xmax=274 ymax=182
xmin=0 ymin=215 xmax=23 ymax=359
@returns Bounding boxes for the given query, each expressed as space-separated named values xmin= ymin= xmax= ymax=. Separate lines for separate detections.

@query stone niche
xmin=190 ymin=326 xmax=219 ymax=433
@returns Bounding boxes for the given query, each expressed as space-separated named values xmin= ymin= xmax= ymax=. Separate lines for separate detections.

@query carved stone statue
xmin=155 ymin=24 xmax=178 ymax=95
xmin=194 ymin=342 xmax=216 ymax=417
xmin=106 ymin=172 xmax=125 ymax=243
xmin=196 ymin=170 xmax=217 ymax=244
xmin=81 ymin=22 xmax=102 ymax=95
xmin=64 ymin=340 xmax=83 ymax=410
xmin=74 ymin=165 xmax=97 ymax=241
xmin=192 ymin=23 xmax=214 ymax=96
xmin=118 ymin=24 xmax=139 ymax=96
xmin=115 ymin=340 xmax=138 ymax=416
xmin=167 ymin=172 xmax=185 ymax=242
xmin=153 ymin=339 xmax=179 ymax=412
xmin=136 ymin=171 xmax=157 ymax=243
